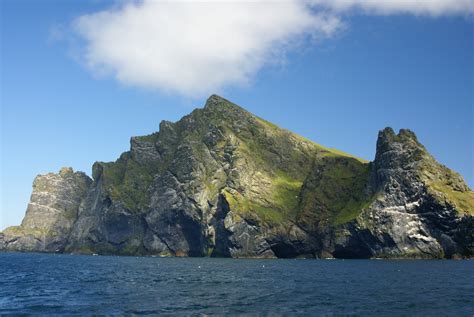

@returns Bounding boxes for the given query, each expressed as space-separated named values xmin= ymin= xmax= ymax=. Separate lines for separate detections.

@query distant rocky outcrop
xmin=1 ymin=95 xmax=472 ymax=258
xmin=1 ymin=168 xmax=91 ymax=252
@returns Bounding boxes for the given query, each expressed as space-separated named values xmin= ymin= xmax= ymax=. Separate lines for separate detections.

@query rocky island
xmin=1 ymin=95 xmax=473 ymax=258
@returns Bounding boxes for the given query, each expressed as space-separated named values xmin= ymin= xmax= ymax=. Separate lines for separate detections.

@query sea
xmin=0 ymin=252 xmax=472 ymax=316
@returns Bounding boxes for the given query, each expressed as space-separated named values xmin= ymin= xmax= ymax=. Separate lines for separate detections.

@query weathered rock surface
xmin=1 ymin=168 xmax=92 ymax=252
xmin=1 ymin=95 xmax=473 ymax=258
xmin=332 ymin=128 xmax=474 ymax=258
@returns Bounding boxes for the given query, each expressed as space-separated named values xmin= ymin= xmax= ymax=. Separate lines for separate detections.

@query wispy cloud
xmin=72 ymin=0 xmax=472 ymax=98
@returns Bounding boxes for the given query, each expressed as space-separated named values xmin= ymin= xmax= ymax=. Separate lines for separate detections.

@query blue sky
xmin=1 ymin=0 xmax=473 ymax=230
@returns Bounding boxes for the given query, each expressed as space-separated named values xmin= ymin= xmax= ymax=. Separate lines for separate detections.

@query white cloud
xmin=73 ymin=0 xmax=472 ymax=97
xmin=310 ymin=0 xmax=474 ymax=16
xmin=73 ymin=0 xmax=342 ymax=97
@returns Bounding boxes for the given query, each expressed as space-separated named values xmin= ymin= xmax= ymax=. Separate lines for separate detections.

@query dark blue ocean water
xmin=0 ymin=253 xmax=473 ymax=316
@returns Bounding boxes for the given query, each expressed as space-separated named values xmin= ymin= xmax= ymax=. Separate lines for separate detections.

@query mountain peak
xmin=59 ymin=167 xmax=74 ymax=177
xmin=398 ymin=128 xmax=418 ymax=142
xmin=205 ymin=94 xmax=227 ymax=105
xmin=377 ymin=127 xmax=419 ymax=144
xmin=204 ymin=94 xmax=246 ymax=113
xmin=376 ymin=127 xmax=424 ymax=158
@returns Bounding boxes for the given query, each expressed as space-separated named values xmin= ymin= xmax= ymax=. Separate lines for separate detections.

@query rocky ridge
xmin=1 ymin=95 xmax=473 ymax=258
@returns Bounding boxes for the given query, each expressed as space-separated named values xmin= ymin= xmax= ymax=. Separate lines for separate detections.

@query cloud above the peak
xmin=73 ymin=0 xmax=342 ymax=97
xmin=72 ymin=0 xmax=473 ymax=97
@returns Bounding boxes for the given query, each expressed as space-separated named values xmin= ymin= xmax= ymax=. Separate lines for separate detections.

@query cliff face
xmin=332 ymin=128 xmax=474 ymax=258
xmin=1 ymin=95 xmax=473 ymax=258
xmin=1 ymin=168 xmax=92 ymax=252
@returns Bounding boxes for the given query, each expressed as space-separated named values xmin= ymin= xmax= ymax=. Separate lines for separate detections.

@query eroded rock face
xmin=1 ymin=168 xmax=92 ymax=252
xmin=65 ymin=162 xmax=149 ymax=255
xmin=333 ymin=128 xmax=474 ymax=258
xmin=2 ymin=96 xmax=473 ymax=258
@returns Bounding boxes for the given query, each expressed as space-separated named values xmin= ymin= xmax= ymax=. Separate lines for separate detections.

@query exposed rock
xmin=332 ymin=128 xmax=474 ymax=258
xmin=2 ymin=96 xmax=472 ymax=258
xmin=1 ymin=168 xmax=92 ymax=252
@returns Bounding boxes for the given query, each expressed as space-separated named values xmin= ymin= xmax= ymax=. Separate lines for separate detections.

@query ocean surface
xmin=0 ymin=253 xmax=473 ymax=316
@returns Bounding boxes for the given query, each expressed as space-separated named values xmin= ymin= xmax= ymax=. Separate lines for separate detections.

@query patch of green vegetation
xmin=428 ymin=181 xmax=474 ymax=216
xmin=318 ymin=148 xmax=369 ymax=164
xmin=418 ymin=157 xmax=474 ymax=216
xmin=298 ymin=157 xmax=372 ymax=227
xmin=221 ymin=170 xmax=303 ymax=225
xmin=237 ymin=138 xmax=267 ymax=168
xmin=98 ymin=153 xmax=159 ymax=213
xmin=223 ymin=188 xmax=284 ymax=224
xmin=120 ymin=160 xmax=157 ymax=211
xmin=2 ymin=225 xmax=56 ymax=240
xmin=100 ymin=160 xmax=127 ymax=187
xmin=3 ymin=226 xmax=24 ymax=236
xmin=134 ymin=132 xmax=159 ymax=143
xmin=205 ymin=181 xmax=218 ymax=197
xmin=272 ymin=172 xmax=303 ymax=217
xmin=255 ymin=117 xmax=280 ymax=130
xmin=252 ymin=204 xmax=285 ymax=223
xmin=334 ymin=195 xmax=376 ymax=226
xmin=255 ymin=116 xmax=367 ymax=163
xmin=221 ymin=189 xmax=246 ymax=213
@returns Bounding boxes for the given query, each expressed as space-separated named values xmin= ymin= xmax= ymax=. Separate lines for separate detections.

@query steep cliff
xmin=1 ymin=95 xmax=472 ymax=258
xmin=331 ymin=128 xmax=474 ymax=258
xmin=1 ymin=168 xmax=92 ymax=252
